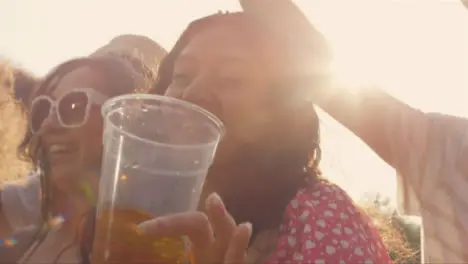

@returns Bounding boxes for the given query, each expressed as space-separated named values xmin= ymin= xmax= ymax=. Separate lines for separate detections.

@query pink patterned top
xmin=264 ymin=181 xmax=391 ymax=264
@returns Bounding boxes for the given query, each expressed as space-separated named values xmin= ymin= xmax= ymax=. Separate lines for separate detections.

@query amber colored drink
xmin=91 ymin=208 xmax=189 ymax=264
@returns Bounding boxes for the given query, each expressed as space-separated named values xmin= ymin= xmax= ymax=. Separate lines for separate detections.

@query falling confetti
xmin=120 ymin=174 xmax=128 ymax=181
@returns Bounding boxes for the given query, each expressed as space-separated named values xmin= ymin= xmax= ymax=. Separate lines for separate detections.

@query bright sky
xmin=1 ymin=0 xmax=467 ymax=208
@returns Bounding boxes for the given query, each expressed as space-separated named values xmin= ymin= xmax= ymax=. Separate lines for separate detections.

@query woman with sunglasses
xmin=0 ymin=54 xmax=151 ymax=264
xmin=0 ymin=35 xmax=166 ymax=240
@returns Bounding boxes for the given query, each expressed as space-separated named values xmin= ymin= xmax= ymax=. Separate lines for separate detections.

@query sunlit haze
xmin=1 ymin=0 xmax=467 ymax=209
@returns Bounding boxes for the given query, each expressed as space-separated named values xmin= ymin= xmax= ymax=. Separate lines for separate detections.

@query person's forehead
xmin=178 ymin=24 xmax=286 ymax=86
xmin=47 ymin=66 xmax=108 ymax=99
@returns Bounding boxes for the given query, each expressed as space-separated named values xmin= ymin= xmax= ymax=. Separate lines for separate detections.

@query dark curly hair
xmin=12 ymin=67 xmax=39 ymax=109
xmin=150 ymin=12 xmax=329 ymax=234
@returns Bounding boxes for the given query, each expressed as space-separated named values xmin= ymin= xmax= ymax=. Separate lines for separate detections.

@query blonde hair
xmin=0 ymin=61 xmax=31 ymax=183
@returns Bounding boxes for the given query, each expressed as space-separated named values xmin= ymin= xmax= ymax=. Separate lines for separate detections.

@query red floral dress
xmin=264 ymin=181 xmax=391 ymax=264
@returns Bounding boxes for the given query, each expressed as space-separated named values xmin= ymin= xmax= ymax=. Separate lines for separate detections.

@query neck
xmin=57 ymin=190 xmax=93 ymax=215
xmin=51 ymin=182 xmax=97 ymax=234
xmin=48 ymin=194 xmax=91 ymax=237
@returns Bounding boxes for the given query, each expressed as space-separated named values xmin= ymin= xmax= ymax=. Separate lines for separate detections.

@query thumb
xmin=224 ymin=222 xmax=252 ymax=264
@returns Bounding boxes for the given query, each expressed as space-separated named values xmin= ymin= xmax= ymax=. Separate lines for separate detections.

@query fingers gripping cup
xmin=92 ymin=94 xmax=224 ymax=264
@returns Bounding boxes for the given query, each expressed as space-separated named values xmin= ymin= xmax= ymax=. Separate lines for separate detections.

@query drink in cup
xmin=91 ymin=94 xmax=224 ymax=264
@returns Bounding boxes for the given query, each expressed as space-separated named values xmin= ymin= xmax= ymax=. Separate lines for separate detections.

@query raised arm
xmin=317 ymin=86 xmax=429 ymax=173
xmin=240 ymin=0 xmax=432 ymax=175
xmin=241 ymin=0 xmax=468 ymax=200
xmin=319 ymin=85 xmax=468 ymax=218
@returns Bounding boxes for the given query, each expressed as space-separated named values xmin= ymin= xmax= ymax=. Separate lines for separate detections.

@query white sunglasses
xmin=29 ymin=88 xmax=107 ymax=134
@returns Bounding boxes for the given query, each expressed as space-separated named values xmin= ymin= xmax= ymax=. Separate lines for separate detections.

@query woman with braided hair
xmin=141 ymin=11 xmax=391 ymax=264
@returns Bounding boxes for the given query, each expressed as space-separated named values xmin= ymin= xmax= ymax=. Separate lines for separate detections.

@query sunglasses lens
xmin=30 ymin=99 xmax=52 ymax=133
xmin=58 ymin=91 xmax=89 ymax=126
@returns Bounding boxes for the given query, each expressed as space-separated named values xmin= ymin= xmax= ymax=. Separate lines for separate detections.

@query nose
xmin=39 ymin=108 xmax=63 ymax=134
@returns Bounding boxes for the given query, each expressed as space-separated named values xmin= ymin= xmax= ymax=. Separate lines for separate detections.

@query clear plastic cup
xmin=91 ymin=94 xmax=224 ymax=264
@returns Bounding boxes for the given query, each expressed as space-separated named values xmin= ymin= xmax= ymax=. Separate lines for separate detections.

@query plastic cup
xmin=91 ymin=94 xmax=224 ymax=264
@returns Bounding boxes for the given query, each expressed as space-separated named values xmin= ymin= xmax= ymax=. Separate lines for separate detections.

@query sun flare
xmin=330 ymin=58 xmax=375 ymax=91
